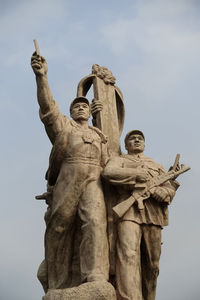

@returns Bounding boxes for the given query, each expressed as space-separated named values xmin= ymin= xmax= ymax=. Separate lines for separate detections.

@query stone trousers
xmin=116 ymin=221 xmax=161 ymax=300
xmin=39 ymin=163 xmax=109 ymax=291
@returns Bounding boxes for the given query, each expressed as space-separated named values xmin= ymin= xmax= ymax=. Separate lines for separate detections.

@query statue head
xmin=125 ymin=130 xmax=145 ymax=154
xmin=70 ymin=96 xmax=90 ymax=121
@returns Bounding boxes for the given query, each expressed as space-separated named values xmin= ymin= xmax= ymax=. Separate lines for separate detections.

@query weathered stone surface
xmin=102 ymin=130 xmax=190 ymax=300
xmin=31 ymin=41 xmax=190 ymax=300
xmin=42 ymin=281 xmax=116 ymax=300
xmin=31 ymin=49 xmax=110 ymax=291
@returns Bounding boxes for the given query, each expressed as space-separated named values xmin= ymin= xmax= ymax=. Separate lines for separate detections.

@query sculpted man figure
xmin=103 ymin=130 xmax=179 ymax=300
xmin=31 ymin=53 xmax=109 ymax=292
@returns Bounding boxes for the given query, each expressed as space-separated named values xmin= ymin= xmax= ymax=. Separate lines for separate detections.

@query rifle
xmin=112 ymin=161 xmax=190 ymax=218
xmin=172 ymin=153 xmax=180 ymax=170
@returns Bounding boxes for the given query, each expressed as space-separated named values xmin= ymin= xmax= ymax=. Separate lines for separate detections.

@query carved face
xmin=126 ymin=134 xmax=145 ymax=154
xmin=70 ymin=102 xmax=90 ymax=121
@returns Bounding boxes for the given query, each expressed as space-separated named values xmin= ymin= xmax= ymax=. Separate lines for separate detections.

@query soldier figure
xmin=31 ymin=53 xmax=109 ymax=291
xmin=103 ymin=130 xmax=179 ymax=300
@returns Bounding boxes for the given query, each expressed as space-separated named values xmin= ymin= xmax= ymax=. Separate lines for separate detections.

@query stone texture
xmin=42 ymin=281 xmax=116 ymax=300
xmin=31 ymin=50 xmax=110 ymax=291
xmin=31 ymin=41 xmax=190 ymax=300
xmin=102 ymin=130 xmax=189 ymax=300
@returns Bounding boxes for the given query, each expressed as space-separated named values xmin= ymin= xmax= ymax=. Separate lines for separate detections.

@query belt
xmin=64 ymin=157 xmax=101 ymax=166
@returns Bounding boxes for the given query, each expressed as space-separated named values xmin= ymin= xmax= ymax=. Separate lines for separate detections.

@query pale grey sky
xmin=1 ymin=1 xmax=199 ymax=299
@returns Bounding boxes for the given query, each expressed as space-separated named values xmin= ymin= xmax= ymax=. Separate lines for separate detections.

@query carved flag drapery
xmin=77 ymin=64 xmax=125 ymax=155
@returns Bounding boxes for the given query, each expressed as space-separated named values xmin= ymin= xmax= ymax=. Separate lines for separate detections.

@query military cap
xmin=124 ymin=130 xmax=145 ymax=146
xmin=70 ymin=96 xmax=90 ymax=113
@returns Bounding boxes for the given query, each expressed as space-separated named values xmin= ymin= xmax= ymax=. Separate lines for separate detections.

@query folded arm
xmin=103 ymin=157 xmax=148 ymax=185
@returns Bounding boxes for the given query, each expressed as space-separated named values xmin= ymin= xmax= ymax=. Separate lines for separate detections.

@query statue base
xmin=42 ymin=281 xmax=116 ymax=300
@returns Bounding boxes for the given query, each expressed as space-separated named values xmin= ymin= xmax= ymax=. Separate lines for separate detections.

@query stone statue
xmin=31 ymin=53 xmax=110 ymax=293
xmin=103 ymin=130 xmax=189 ymax=300
xmin=31 ymin=41 xmax=190 ymax=300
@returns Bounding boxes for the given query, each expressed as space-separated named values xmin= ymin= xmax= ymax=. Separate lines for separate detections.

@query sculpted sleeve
xmin=103 ymin=157 xmax=137 ymax=185
xmin=39 ymin=100 xmax=70 ymax=144
xmin=101 ymin=142 xmax=110 ymax=168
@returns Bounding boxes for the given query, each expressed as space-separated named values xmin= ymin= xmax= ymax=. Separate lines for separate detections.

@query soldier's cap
xmin=70 ymin=96 xmax=90 ymax=113
xmin=124 ymin=130 xmax=145 ymax=145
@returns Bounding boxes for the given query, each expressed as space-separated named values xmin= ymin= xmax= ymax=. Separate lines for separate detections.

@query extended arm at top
xmin=31 ymin=52 xmax=54 ymax=115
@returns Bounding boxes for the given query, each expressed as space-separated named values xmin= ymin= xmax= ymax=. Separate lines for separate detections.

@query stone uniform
xmin=103 ymin=152 xmax=177 ymax=300
xmin=38 ymin=100 xmax=109 ymax=290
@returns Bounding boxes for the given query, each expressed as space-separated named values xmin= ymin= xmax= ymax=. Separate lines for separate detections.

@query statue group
xmin=31 ymin=45 xmax=189 ymax=300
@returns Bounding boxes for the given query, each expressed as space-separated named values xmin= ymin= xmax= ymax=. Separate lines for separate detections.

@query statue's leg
xmin=37 ymin=259 xmax=48 ymax=293
xmin=44 ymin=174 xmax=81 ymax=290
xmin=44 ymin=208 xmax=76 ymax=290
xmin=141 ymin=225 xmax=161 ymax=300
xmin=70 ymin=215 xmax=82 ymax=287
xmin=37 ymin=206 xmax=52 ymax=293
xmin=116 ymin=221 xmax=143 ymax=300
xmin=78 ymin=178 xmax=109 ymax=283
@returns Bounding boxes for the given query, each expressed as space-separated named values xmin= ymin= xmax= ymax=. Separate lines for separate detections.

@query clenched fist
xmin=31 ymin=52 xmax=48 ymax=76
xmin=91 ymin=99 xmax=103 ymax=115
xmin=136 ymin=170 xmax=149 ymax=183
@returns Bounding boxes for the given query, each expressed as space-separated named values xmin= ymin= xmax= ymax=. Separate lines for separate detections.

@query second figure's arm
xmin=103 ymin=157 xmax=148 ymax=185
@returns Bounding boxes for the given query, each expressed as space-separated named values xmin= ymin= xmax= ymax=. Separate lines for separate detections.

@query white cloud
xmin=101 ymin=0 xmax=200 ymax=102
xmin=1 ymin=2 xmax=199 ymax=299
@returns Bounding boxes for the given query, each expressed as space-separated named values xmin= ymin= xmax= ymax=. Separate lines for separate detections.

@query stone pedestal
xmin=43 ymin=281 xmax=117 ymax=300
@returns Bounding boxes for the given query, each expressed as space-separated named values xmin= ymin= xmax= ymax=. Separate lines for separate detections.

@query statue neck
xmin=74 ymin=119 xmax=89 ymax=129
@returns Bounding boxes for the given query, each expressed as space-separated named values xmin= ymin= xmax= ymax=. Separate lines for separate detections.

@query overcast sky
xmin=0 ymin=1 xmax=199 ymax=299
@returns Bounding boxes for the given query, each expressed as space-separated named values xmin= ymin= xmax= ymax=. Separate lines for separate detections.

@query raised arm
xmin=31 ymin=53 xmax=69 ymax=143
xmin=31 ymin=53 xmax=54 ymax=114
